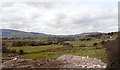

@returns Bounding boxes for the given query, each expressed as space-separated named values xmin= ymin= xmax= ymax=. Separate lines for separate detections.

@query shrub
xmin=63 ymin=43 xmax=73 ymax=47
xmin=2 ymin=46 xmax=9 ymax=53
xmin=80 ymin=39 xmax=86 ymax=41
xmin=86 ymin=38 xmax=91 ymax=41
xmin=11 ymin=50 xmax=17 ymax=53
xmin=101 ymin=41 xmax=106 ymax=45
xmin=95 ymin=46 xmax=102 ymax=49
xmin=2 ymin=46 xmax=17 ymax=54
xmin=80 ymin=44 xmax=86 ymax=47
xmin=19 ymin=49 xmax=24 ymax=55
xmin=104 ymin=37 xmax=120 ymax=69
xmin=93 ymin=43 xmax=98 ymax=46
xmin=107 ymin=32 xmax=114 ymax=36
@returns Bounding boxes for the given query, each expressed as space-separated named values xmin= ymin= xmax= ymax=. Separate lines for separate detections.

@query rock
xmin=56 ymin=54 xmax=106 ymax=68
xmin=2 ymin=55 xmax=107 ymax=68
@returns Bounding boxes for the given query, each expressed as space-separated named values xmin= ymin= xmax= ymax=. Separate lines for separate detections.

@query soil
xmin=2 ymin=55 xmax=107 ymax=68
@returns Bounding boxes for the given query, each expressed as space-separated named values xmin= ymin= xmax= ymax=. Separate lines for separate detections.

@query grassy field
xmin=21 ymin=47 xmax=107 ymax=62
xmin=6 ymin=34 xmax=117 ymax=62
xmin=8 ymin=44 xmax=107 ymax=62
xmin=8 ymin=45 xmax=64 ymax=53
xmin=23 ymin=52 xmax=63 ymax=60
xmin=72 ymin=37 xmax=116 ymax=47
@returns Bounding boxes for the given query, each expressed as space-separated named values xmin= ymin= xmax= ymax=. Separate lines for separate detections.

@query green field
xmin=8 ymin=44 xmax=107 ymax=62
xmin=8 ymin=45 xmax=64 ymax=53
xmin=5 ymin=34 xmax=117 ymax=62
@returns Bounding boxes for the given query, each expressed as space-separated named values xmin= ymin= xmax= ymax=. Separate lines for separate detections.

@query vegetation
xmin=105 ymin=37 xmax=120 ymax=69
xmin=2 ymin=32 xmax=117 ymax=64
xmin=93 ymin=42 xmax=98 ymax=46
xmin=19 ymin=49 xmax=24 ymax=55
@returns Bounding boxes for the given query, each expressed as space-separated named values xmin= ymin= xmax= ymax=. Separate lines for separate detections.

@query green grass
xmin=6 ymin=35 xmax=117 ymax=62
xmin=63 ymin=47 xmax=107 ymax=62
xmin=2 ymin=53 xmax=17 ymax=57
xmin=8 ymin=40 xmax=107 ymax=62
xmin=72 ymin=36 xmax=116 ymax=47
xmin=8 ymin=44 xmax=64 ymax=53
xmin=21 ymin=46 xmax=106 ymax=62
xmin=23 ymin=52 xmax=63 ymax=60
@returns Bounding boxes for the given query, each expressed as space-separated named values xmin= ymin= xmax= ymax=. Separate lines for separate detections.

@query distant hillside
xmin=1 ymin=29 xmax=103 ymax=38
xmin=1 ymin=29 xmax=48 ymax=38
xmin=75 ymin=32 xmax=102 ymax=37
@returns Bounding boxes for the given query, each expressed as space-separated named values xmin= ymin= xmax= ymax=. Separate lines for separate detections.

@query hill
xmin=1 ymin=29 xmax=103 ymax=38
xmin=1 ymin=29 xmax=48 ymax=38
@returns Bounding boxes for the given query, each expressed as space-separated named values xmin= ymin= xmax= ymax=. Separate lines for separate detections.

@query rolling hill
xmin=1 ymin=29 xmax=102 ymax=38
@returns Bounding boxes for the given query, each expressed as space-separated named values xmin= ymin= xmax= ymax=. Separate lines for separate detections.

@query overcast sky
xmin=0 ymin=0 xmax=119 ymax=35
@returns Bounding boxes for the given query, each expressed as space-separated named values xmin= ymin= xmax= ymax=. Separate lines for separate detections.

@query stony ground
xmin=56 ymin=55 xmax=106 ymax=68
xmin=2 ymin=55 xmax=106 ymax=68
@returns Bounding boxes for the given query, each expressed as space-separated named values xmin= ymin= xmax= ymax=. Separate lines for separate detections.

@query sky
xmin=0 ymin=0 xmax=119 ymax=35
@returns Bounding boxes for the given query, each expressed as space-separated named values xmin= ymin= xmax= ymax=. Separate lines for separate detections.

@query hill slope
xmin=1 ymin=29 xmax=47 ymax=38
xmin=1 ymin=29 xmax=102 ymax=38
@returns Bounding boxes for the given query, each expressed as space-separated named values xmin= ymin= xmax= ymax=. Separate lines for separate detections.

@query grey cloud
xmin=0 ymin=2 xmax=118 ymax=35
xmin=8 ymin=22 xmax=23 ymax=29
xmin=74 ymin=13 xmax=117 ymax=25
xmin=2 ymin=21 xmax=32 ymax=29
xmin=0 ymin=2 xmax=14 ymax=8
xmin=41 ymin=13 xmax=66 ymax=29
xmin=25 ymin=2 xmax=56 ymax=9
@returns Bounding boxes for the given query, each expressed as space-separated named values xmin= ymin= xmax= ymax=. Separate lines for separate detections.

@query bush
xmin=2 ymin=46 xmax=9 ymax=53
xmin=2 ymin=46 xmax=17 ymax=54
xmin=80 ymin=39 xmax=86 ymax=41
xmin=11 ymin=40 xmax=53 ymax=46
xmin=101 ymin=41 xmax=106 ymax=45
xmin=11 ymin=50 xmax=17 ymax=53
xmin=19 ymin=49 xmax=24 ymax=55
xmin=86 ymin=38 xmax=91 ymax=41
xmin=95 ymin=46 xmax=102 ymax=49
xmin=104 ymin=37 xmax=120 ymax=69
xmin=80 ymin=44 xmax=86 ymax=47
xmin=106 ymin=40 xmax=110 ymax=43
xmin=93 ymin=43 xmax=98 ymax=46
xmin=63 ymin=43 xmax=73 ymax=47
xmin=107 ymin=32 xmax=114 ymax=36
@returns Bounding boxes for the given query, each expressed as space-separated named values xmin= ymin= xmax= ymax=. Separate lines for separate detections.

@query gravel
xmin=56 ymin=54 xmax=107 ymax=68
xmin=2 ymin=55 xmax=107 ymax=68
